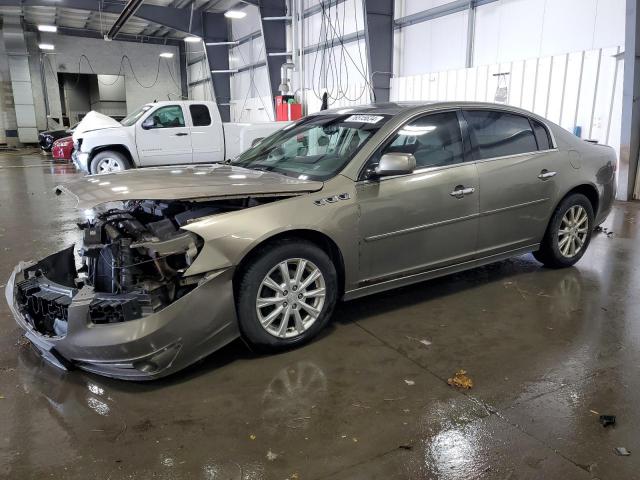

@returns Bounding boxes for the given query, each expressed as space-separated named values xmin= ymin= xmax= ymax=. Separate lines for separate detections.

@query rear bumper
xmin=6 ymin=249 xmax=240 ymax=381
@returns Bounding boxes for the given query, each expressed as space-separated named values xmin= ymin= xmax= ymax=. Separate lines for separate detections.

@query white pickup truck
xmin=72 ymin=100 xmax=288 ymax=174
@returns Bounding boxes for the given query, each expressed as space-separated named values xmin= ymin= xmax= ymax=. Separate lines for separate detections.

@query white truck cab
xmin=72 ymin=100 xmax=288 ymax=174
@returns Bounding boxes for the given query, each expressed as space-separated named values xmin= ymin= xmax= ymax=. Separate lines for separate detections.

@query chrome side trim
xmin=472 ymin=149 xmax=559 ymax=165
xmin=364 ymin=212 xmax=480 ymax=242
xmin=344 ymin=244 xmax=540 ymax=301
xmin=480 ymin=197 xmax=549 ymax=217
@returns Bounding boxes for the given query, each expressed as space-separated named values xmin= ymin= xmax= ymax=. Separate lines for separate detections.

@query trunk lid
xmin=55 ymin=164 xmax=324 ymax=209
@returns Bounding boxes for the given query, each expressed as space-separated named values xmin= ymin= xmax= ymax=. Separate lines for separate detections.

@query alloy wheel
xmin=558 ymin=205 xmax=589 ymax=258
xmin=256 ymin=258 xmax=326 ymax=339
xmin=96 ymin=157 xmax=124 ymax=173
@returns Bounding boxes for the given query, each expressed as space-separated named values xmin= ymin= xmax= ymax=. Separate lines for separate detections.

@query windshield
xmin=231 ymin=114 xmax=389 ymax=181
xmin=121 ymin=105 xmax=152 ymax=127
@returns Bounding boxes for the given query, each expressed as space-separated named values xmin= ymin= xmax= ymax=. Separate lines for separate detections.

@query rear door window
xmin=463 ymin=110 xmax=538 ymax=160
xmin=189 ymin=104 xmax=212 ymax=127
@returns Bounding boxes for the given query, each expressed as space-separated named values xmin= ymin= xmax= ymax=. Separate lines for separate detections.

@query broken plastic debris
xmin=615 ymin=447 xmax=631 ymax=456
xmin=595 ymin=226 xmax=615 ymax=237
xmin=404 ymin=379 xmax=415 ymax=386
xmin=600 ymin=415 xmax=616 ymax=427
xmin=447 ymin=370 xmax=474 ymax=389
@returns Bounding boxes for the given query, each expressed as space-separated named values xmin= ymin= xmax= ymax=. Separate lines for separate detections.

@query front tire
xmin=533 ymin=193 xmax=594 ymax=268
xmin=90 ymin=150 xmax=131 ymax=174
xmin=236 ymin=240 xmax=338 ymax=350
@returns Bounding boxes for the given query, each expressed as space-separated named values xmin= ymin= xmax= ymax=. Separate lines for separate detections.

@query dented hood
xmin=55 ymin=164 xmax=324 ymax=209
xmin=72 ymin=111 xmax=122 ymax=140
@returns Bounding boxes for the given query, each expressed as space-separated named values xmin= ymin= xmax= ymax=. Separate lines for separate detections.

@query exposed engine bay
xmin=15 ymin=196 xmax=281 ymax=337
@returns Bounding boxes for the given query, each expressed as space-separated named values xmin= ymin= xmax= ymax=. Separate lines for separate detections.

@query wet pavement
xmin=0 ymin=151 xmax=638 ymax=479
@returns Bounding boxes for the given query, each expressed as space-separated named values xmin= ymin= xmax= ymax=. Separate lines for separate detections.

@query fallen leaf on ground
xmin=249 ymin=434 xmax=256 ymax=440
xmin=404 ymin=379 xmax=415 ymax=386
xmin=447 ymin=370 xmax=474 ymax=389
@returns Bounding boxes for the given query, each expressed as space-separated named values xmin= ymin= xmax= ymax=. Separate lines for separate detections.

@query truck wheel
xmin=236 ymin=240 xmax=338 ymax=350
xmin=90 ymin=151 xmax=131 ymax=174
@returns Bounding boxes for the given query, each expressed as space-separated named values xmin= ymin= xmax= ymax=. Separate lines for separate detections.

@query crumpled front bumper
xmin=72 ymin=150 xmax=90 ymax=173
xmin=5 ymin=250 xmax=240 ymax=381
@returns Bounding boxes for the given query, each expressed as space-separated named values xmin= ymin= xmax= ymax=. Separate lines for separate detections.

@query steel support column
xmin=362 ymin=0 xmax=394 ymax=102
xmin=200 ymin=13 xmax=231 ymax=122
xmin=258 ymin=0 xmax=288 ymax=102
xmin=619 ymin=0 xmax=640 ymax=200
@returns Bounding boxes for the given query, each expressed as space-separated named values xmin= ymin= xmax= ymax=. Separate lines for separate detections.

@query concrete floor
xmin=0 ymin=151 xmax=638 ymax=480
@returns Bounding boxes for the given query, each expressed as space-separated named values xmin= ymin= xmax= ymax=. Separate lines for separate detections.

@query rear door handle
xmin=175 ymin=132 xmax=189 ymax=136
xmin=450 ymin=186 xmax=475 ymax=198
xmin=538 ymin=169 xmax=557 ymax=180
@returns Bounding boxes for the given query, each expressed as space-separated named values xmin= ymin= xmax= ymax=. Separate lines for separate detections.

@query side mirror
xmin=141 ymin=117 xmax=155 ymax=129
xmin=375 ymin=152 xmax=416 ymax=177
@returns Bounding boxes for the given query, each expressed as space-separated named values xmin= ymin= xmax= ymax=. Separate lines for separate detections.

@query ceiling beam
xmin=105 ymin=0 xmax=145 ymax=40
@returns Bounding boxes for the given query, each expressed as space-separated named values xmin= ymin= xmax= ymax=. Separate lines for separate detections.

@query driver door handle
xmin=175 ymin=132 xmax=189 ymax=136
xmin=450 ymin=186 xmax=475 ymax=198
xmin=538 ymin=169 xmax=557 ymax=180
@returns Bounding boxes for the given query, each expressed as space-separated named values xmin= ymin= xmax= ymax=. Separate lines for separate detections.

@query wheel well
xmin=89 ymin=145 xmax=133 ymax=166
xmin=563 ymin=184 xmax=599 ymax=215
xmin=233 ymin=230 xmax=346 ymax=296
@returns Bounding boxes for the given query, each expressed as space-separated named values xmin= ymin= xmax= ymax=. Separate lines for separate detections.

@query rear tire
xmin=236 ymin=240 xmax=338 ymax=350
xmin=90 ymin=150 xmax=131 ymax=174
xmin=533 ymin=193 xmax=594 ymax=268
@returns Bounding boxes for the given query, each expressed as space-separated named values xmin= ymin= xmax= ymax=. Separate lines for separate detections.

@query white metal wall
xmin=390 ymin=46 xmax=624 ymax=156
xmin=300 ymin=0 xmax=371 ymax=113
xmin=394 ymin=0 xmax=626 ymax=77
xmin=228 ymin=5 xmax=274 ymax=122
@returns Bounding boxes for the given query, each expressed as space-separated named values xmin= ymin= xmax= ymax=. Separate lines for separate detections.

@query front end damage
xmin=5 ymin=198 xmax=263 ymax=380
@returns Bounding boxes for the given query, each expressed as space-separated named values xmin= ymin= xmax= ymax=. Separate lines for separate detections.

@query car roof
xmin=313 ymin=101 xmax=546 ymax=119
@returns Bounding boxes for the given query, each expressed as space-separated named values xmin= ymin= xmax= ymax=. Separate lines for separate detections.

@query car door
xmin=356 ymin=110 xmax=480 ymax=284
xmin=188 ymin=103 xmax=224 ymax=163
xmin=135 ymin=104 xmax=192 ymax=166
xmin=463 ymin=109 xmax=558 ymax=257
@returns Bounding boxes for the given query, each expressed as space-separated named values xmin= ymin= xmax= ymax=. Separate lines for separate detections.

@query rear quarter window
xmin=531 ymin=119 xmax=552 ymax=150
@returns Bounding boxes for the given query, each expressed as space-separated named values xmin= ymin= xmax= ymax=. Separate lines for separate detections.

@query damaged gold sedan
xmin=6 ymin=102 xmax=616 ymax=380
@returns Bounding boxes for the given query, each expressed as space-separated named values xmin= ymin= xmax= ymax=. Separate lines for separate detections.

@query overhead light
xmin=159 ymin=52 xmax=174 ymax=58
xmin=184 ymin=36 xmax=201 ymax=43
xmin=38 ymin=25 xmax=57 ymax=33
xmin=224 ymin=10 xmax=247 ymax=19
xmin=39 ymin=43 xmax=55 ymax=50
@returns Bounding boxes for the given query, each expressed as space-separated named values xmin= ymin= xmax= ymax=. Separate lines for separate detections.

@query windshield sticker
xmin=344 ymin=115 xmax=384 ymax=124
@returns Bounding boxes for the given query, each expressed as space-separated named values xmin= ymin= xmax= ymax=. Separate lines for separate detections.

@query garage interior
xmin=1 ymin=0 xmax=639 ymax=479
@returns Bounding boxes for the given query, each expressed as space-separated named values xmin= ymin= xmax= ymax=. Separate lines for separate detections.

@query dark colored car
xmin=52 ymin=136 xmax=74 ymax=161
xmin=39 ymin=123 xmax=77 ymax=152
